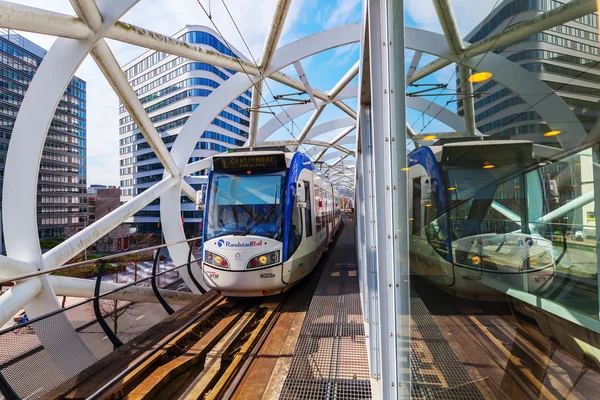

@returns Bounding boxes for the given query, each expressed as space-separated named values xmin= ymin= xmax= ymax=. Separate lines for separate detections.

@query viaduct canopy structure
xmin=0 ymin=0 xmax=599 ymax=397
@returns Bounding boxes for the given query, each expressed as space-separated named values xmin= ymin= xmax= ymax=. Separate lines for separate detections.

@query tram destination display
xmin=213 ymin=154 xmax=287 ymax=172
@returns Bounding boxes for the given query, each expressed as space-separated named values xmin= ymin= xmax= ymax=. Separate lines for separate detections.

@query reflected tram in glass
xmin=408 ymin=140 xmax=574 ymax=300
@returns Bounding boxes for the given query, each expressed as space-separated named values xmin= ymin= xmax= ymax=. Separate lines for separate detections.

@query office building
xmin=0 ymin=29 xmax=87 ymax=240
xmin=457 ymin=0 xmax=599 ymax=234
xmin=119 ymin=25 xmax=251 ymax=235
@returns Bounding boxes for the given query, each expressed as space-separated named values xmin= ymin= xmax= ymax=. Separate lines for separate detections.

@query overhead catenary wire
xmin=218 ymin=0 xmax=321 ymax=159
xmin=195 ymin=0 xmax=320 ymax=159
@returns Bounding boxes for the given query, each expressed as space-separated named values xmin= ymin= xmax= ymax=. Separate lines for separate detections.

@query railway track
xmin=87 ymin=293 xmax=287 ymax=400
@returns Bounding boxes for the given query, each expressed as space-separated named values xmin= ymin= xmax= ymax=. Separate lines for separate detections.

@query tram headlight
xmin=247 ymin=251 xmax=280 ymax=269
xmin=524 ymin=251 xmax=552 ymax=271
xmin=205 ymin=250 xmax=229 ymax=269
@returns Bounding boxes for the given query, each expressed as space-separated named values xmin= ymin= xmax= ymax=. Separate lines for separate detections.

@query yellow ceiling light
xmin=544 ymin=130 xmax=562 ymax=137
xmin=468 ymin=72 xmax=493 ymax=83
xmin=422 ymin=135 xmax=437 ymax=141
xmin=447 ymin=187 xmax=456 ymax=191
xmin=483 ymin=162 xmax=495 ymax=169
xmin=401 ymin=167 xmax=410 ymax=171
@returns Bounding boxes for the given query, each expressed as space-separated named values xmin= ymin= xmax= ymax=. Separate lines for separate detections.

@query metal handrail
xmin=0 ymin=253 xmax=204 ymax=336
xmin=0 ymin=235 xmax=202 ymax=286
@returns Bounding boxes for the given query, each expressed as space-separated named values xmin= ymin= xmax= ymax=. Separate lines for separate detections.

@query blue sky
xmin=10 ymin=0 xmax=499 ymax=185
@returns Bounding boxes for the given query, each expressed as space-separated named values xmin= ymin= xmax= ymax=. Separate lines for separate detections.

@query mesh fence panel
xmin=0 ymin=265 xmax=194 ymax=399
xmin=279 ymin=224 xmax=371 ymax=400
xmin=0 ymin=302 xmax=102 ymax=399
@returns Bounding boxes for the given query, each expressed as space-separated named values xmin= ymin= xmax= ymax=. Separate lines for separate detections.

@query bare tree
xmin=127 ymin=233 xmax=156 ymax=281
xmin=99 ymin=271 xmax=138 ymax=346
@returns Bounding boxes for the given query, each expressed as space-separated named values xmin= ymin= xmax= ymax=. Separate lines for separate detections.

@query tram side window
xmin=288 ymin=197 xmax=302 ymax=255
xmin=315 ymin=187 xmax=323 ymax=232
xmin=304 ymin=182 xmax=313 ymax=237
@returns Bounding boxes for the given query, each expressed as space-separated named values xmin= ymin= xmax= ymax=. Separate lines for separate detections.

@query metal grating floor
xmin=410 ymin=291 xmax=487 ymax=399
xmin=279 ymin=221 xmax=372 ymax=400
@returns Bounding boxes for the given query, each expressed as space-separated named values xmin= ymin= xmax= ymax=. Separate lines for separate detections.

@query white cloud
xmin=406 ymin=0 xmax=500 ymax=37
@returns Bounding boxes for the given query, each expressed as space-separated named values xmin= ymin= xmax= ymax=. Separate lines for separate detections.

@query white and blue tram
xmin=201 ymin=150 xmax=341 ymax=296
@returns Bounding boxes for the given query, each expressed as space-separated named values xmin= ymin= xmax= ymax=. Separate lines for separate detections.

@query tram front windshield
xmin=205 ymin=171 xmax=286 ymax=240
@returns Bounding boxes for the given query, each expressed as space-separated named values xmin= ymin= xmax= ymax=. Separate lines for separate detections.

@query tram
xmin=201 ymin=150 xmax=341 ymax=296
xmin=408 ymin=140 xmax=565 ymax=300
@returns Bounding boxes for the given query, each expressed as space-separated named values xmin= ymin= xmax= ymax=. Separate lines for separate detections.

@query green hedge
xmin=52 ymin=263 xmax=126 ymax=279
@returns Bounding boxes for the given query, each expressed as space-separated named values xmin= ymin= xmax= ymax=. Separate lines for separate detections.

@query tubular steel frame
xmin=0 ymin=0 xmax=597 ymax=398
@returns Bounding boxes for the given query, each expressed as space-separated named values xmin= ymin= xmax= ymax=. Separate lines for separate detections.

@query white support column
xmin=388 ymin=0 xmax=411 ymax=393
xmin=364 ymin=0 xmax=409 ymax=395
xmin=91 ymin=40 xmax=180 ymax=177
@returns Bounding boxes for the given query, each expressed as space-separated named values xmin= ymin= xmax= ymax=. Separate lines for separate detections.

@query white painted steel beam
xmin=294 ymin=61 xmax=318 ymax=107
xmin=328 ymin=61 xmax=360 ymax=101
xmin=0 ymin=1 xmax=92 ymax=39
xmin=107 ymin=21 xmax=357 ymax=120
xmin=69 ymin=0 xmax=102 ymax=31
xmin=182 ymin=180 xmax=197 ymax=202
xmin=1 ymin=0 xmax=138 ymax=343
xmin=432 ymin=0 xmax=476 ymax=137
xmin=44 ymin=177 xmax=177 ymax=269
xmin=49 ymin=276 xmax=200 ymax=305
xmin=91 ymin=40 xmax=180 ymax=178
xmin=296 ymin=105 xmax=325 ymax=144
xmin=406 ymin=51 xmax=422 ymax=81
xmin=248 ymin=0 xmax=292 ymax=148
xmin=314 ymin=148 xmax=327 ymax=162
xmin=411 ymin=0 xmax=596 ymax=82
xmin=330 ymin=126 xmax=356 ymax=146
xmin=0 ymin=278 xmax=42 ymax=328
xmin=0 ymin=255 xmax=37 ymax=279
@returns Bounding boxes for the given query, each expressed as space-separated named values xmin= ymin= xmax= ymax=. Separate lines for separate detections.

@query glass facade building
xmin=0 ymin=29 xmax=87 ymax=241
xmin=459 ymin=0 xmax=600 ymax=137
xmin=119 ymin=25 xmax=251 ymax=235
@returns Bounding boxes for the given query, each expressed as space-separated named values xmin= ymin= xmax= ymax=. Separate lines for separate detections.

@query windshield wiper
xmin=239 ymin=205 xmax=276 ymax=236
